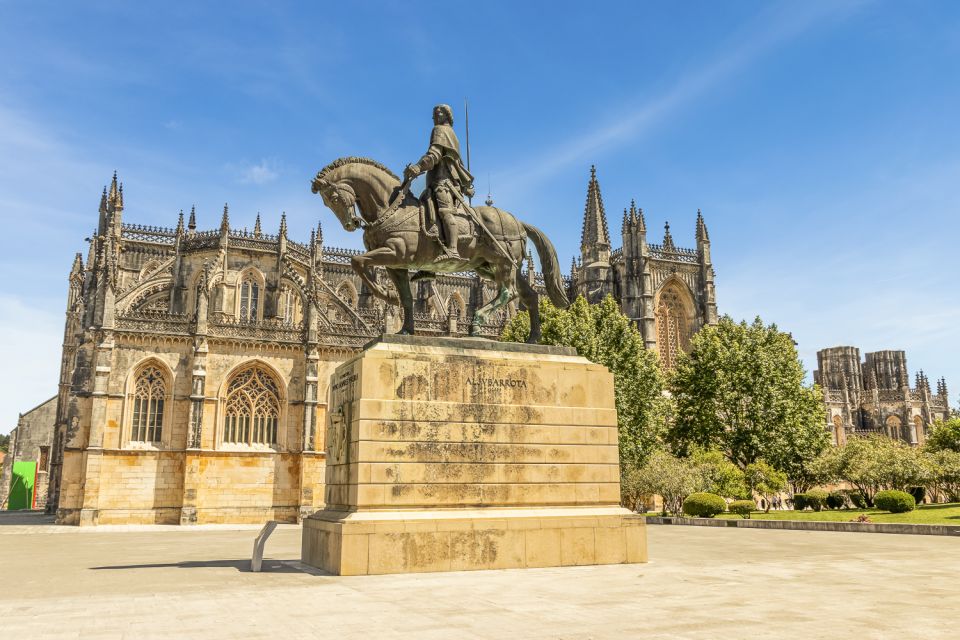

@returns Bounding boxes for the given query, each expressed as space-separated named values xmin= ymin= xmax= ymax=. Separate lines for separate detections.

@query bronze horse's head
xmin=311 ymin=174 xmax=362 ymax=232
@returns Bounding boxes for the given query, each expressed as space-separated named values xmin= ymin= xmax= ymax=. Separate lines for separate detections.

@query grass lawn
xmin=708 ymin=502 xmax=960 ymax=525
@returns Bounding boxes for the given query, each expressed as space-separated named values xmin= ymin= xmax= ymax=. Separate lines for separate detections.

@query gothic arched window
xmin=655 ymin=283 xmax=693 ymax=370
xmin=885 ymin=415 xmax=903 ymax=441
xmin=239 ymin=274 xmax=260 ymax=321
xmin=223 ymin=366 xmax=281 ymax=445
xmin=911 ymin=416 xmax=922 ymax=445
xmin=131 ymin=365 xmax=166 ymax=442
xmin=280 ymin=285 xmax=302 ymax=325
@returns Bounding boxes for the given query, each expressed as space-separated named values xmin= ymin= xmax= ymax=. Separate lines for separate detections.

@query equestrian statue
xmin=310 ymin=104 xmax=569 ymax=343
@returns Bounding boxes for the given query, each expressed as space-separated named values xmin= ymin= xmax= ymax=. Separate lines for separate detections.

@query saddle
xmin=419 ymin=189 xmax=471 ymax=242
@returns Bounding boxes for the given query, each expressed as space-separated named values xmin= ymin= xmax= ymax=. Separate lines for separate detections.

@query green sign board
xmin=7 ymin=460 xmax=36 ymax=510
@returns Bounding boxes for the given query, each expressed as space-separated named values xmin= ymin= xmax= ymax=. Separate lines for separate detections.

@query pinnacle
xmin=279 ymin=211 xmax=288 ymax=237
xmin=253 ymin=212 xmax=262 ymax=237
xmin=663 ymin=221 xmax=675 ymax=251
xmin=188 ymin=205 xmax=197 ymax=230
xmin=580 ymin=165 xmax=610 ymax=249
xmin=176 ymin=209 xmax=185 ymax=234
xmin=696 ymin=208 xmax=710 ymax=242
xmin=220 ymin=203 xmax=230 ymax=233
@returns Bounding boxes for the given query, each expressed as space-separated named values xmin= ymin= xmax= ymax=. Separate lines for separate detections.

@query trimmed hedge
xmin=794 ymin=490 xmax=828 ymax=511
xmin=908 ymin=486 xmax=925 ymax=505
xmin=682 ymin=492 xmax=727 ymax=518
xmin=846 ymin=490 xmax=867 ymax=509
xmin=826 ymin=490 xmax=847 ymax=510
xmin=728 ymin=500 xmax=756 ymax=519
xmin=874 ymin=490 xmax=916 ymax=513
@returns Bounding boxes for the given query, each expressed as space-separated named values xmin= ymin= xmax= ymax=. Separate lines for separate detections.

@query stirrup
xmin=434 ymin=250 xmax=460 ymax=263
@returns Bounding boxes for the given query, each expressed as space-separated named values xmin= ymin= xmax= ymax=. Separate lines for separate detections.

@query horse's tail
xmin=522 ymin=222 xmax=570 ymax=309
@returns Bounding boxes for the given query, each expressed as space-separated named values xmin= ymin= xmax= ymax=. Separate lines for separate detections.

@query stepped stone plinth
xmin=301 ymin=334 xmax=647 ymax=575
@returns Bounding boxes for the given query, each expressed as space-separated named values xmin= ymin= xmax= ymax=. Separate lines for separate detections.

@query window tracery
xmin=223 ymin=366 xmax=281 ymax=445
xmin=280 ymin=285 xmax=302 ymax=325
xmin=655 ymin=284 xmax=693 ymax=370
xmin=239 ymin=274 xmax=260 ymax=321
xmin=131 ymin=364 xmax=166 ymax=442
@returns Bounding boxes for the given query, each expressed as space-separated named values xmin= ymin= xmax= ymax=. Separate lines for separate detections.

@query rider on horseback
xmin=404 ymin=104 xmax=475 ymax=262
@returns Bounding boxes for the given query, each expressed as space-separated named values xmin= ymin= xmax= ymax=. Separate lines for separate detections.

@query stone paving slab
xmin=0 ymin=520 xmax=956 ymax=638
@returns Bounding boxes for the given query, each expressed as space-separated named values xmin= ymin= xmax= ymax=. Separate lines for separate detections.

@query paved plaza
xmin=1 ymin=514 xmax=957 ymax=639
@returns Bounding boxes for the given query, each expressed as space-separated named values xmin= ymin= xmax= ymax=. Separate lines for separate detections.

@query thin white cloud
xmin=500 ymin=0 xmax=869 ymax=195
xmin=238 ymin=159 xmax=280 ymax=185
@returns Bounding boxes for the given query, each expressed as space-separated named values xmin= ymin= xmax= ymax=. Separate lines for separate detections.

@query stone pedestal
xmin=301 ymin=334 xmax=646 ymax=575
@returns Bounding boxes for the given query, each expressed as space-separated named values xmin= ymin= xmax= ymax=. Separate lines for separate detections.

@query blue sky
xmin=1 ymin=1 xmax=958 ymax=428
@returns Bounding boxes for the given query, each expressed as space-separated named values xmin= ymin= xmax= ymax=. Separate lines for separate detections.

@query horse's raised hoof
xmin=395 ymin=328 xmax=414 ymax=336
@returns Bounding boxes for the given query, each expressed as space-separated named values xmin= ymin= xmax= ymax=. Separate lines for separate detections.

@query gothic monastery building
xmin=39 ymin=166 xmax=720 ymax=525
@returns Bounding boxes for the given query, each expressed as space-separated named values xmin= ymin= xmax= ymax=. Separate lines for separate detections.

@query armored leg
xmin=434 ymin=186 xmax=461 ymax=261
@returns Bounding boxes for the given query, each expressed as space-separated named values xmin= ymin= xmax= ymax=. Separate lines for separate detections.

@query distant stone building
xmin=1 ymin=397 xmax=56 ymax=510
xmin=569 ymin=166 xmax=718 ymax=369
xmin=815 ymin=347 xmax=950 ymax=446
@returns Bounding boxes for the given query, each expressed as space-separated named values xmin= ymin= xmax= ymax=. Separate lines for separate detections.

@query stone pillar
xmin=79 ymin=331 xmax=114 ymax=526
xmin=180 ymin=337 xmax=208 ymax=525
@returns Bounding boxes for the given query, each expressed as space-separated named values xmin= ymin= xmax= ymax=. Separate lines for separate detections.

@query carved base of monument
xmin=301 ymin=334 xmax=647 ymax=575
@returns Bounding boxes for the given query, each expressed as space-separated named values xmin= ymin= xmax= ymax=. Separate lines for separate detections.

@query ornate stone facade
xmin=569 ymin=166 xmax=718 ymax=367
xmin=44 ymin=167 xmax=722 ymax=525
xmin=48 ymin=173 xmax=513 ymax=525
xmin=815 ymin=346 xmax=951 ymax=446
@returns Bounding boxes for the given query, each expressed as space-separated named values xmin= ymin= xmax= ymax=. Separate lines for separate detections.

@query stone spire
xmin=70 ymin=252 xmax=84 ymax=276
xmin=175 ymin=209 xmax=185 ymax=235
xmin=621 ymin=207 xmax=629 ymax=235
xmin=279 ymin=212 xmax=288 ymax=239
xmin=220 ymin=204 xmax=230 ymax=234
xmin=188 ymin=205 xmax=197 ymax=232
xmin=940 ymin=377 xmax=949 ymax=398
xmin=696 ymin=209 xmax=709 ymax=242
xmin=662 ymin=221 xmax=676 ymax=252
xmin=107 ymin=171 xmax=123 ymax=212
xmin=253 ymin=213 xmax=262 ymax=237
xmin=580 ymin=165 xmax=610 ymax=251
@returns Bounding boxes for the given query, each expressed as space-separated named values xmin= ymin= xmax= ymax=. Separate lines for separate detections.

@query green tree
xmin=0 ymin=432 xmax=9 ymax=454
xmin=822 ymin=435 xmax=928 ymax=506
xmin=689 ymin=449 xmax=749 ymax=499
xmin=744 ymin=460 xmax=788 ymax=512
xmin=925 ymin=418 xmax=960 ymax=454
xmin=622 ymin=450 xmax=700 ymax=515
xmin=503 ymin=295 xmax=669 ymax=467
xmin=925 ymin=450 xmax=960 ymax=503
xmin=668 ymin=316 xmax=829 ymax=485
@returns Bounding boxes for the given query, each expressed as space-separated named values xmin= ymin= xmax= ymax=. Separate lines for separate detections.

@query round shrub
xmin=805 ymin=489 xmax=829 ymax=512
xmin=682 ymin=492 xmax=727 ymax=518
xmin=826 ymin=490 xmax=847 ymax=510
xmin=792 ymin=493 xmax=808 ymax=510
xmin=728 ymin=500 xmax=756 ymax=519
xmin=874 ymin=490 xmax=916 ymax=513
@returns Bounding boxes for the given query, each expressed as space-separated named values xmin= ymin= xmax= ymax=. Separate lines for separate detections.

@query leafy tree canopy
xmin=502 ymin=294 xmax=669 ymax=467
xmin=667 ymin=316 xmax=829 ymax=483
xmin=925 ymin=418 xmax=960 ymax=454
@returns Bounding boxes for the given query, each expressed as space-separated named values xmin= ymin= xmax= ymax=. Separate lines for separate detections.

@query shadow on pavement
xmin=0 ymin=510 xmax=57 ymax=526
xmin=90 ymin=559 xmax=303 ymax=573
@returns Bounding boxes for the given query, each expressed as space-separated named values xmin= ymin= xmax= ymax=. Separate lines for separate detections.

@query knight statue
xmin=404 ymin=104 xmax=475 ymax=261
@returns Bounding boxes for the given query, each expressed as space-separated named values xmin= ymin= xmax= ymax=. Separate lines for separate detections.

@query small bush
xmin=792 ymin=493 xmax=807 ymax=510
xmin=846 ymin=490 xmax=868 ymax=509
xmin=806 ymin=489 xmax=829 ymax=511
xmin=728 ymin=500 xmax=755 ymax=519
xmin=826 ymin=490 xmax=847 ymax=510
xmin=907 ymin=487 xmax=925 ymax=505
xmin=682 ymin=492 xmax=727 ymax=518
xmin=874 ymin=490 xmax=916 ymax=513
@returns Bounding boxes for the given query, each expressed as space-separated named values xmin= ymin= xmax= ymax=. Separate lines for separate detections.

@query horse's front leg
xmin=386 ymin=268 xmax=415 ymax=335
xmin=350 ymin=247 xmax=401 ymax=305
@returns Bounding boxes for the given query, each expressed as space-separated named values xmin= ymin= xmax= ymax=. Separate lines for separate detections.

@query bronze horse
xmin=311 ymin=157 xmax=569 ymax=343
